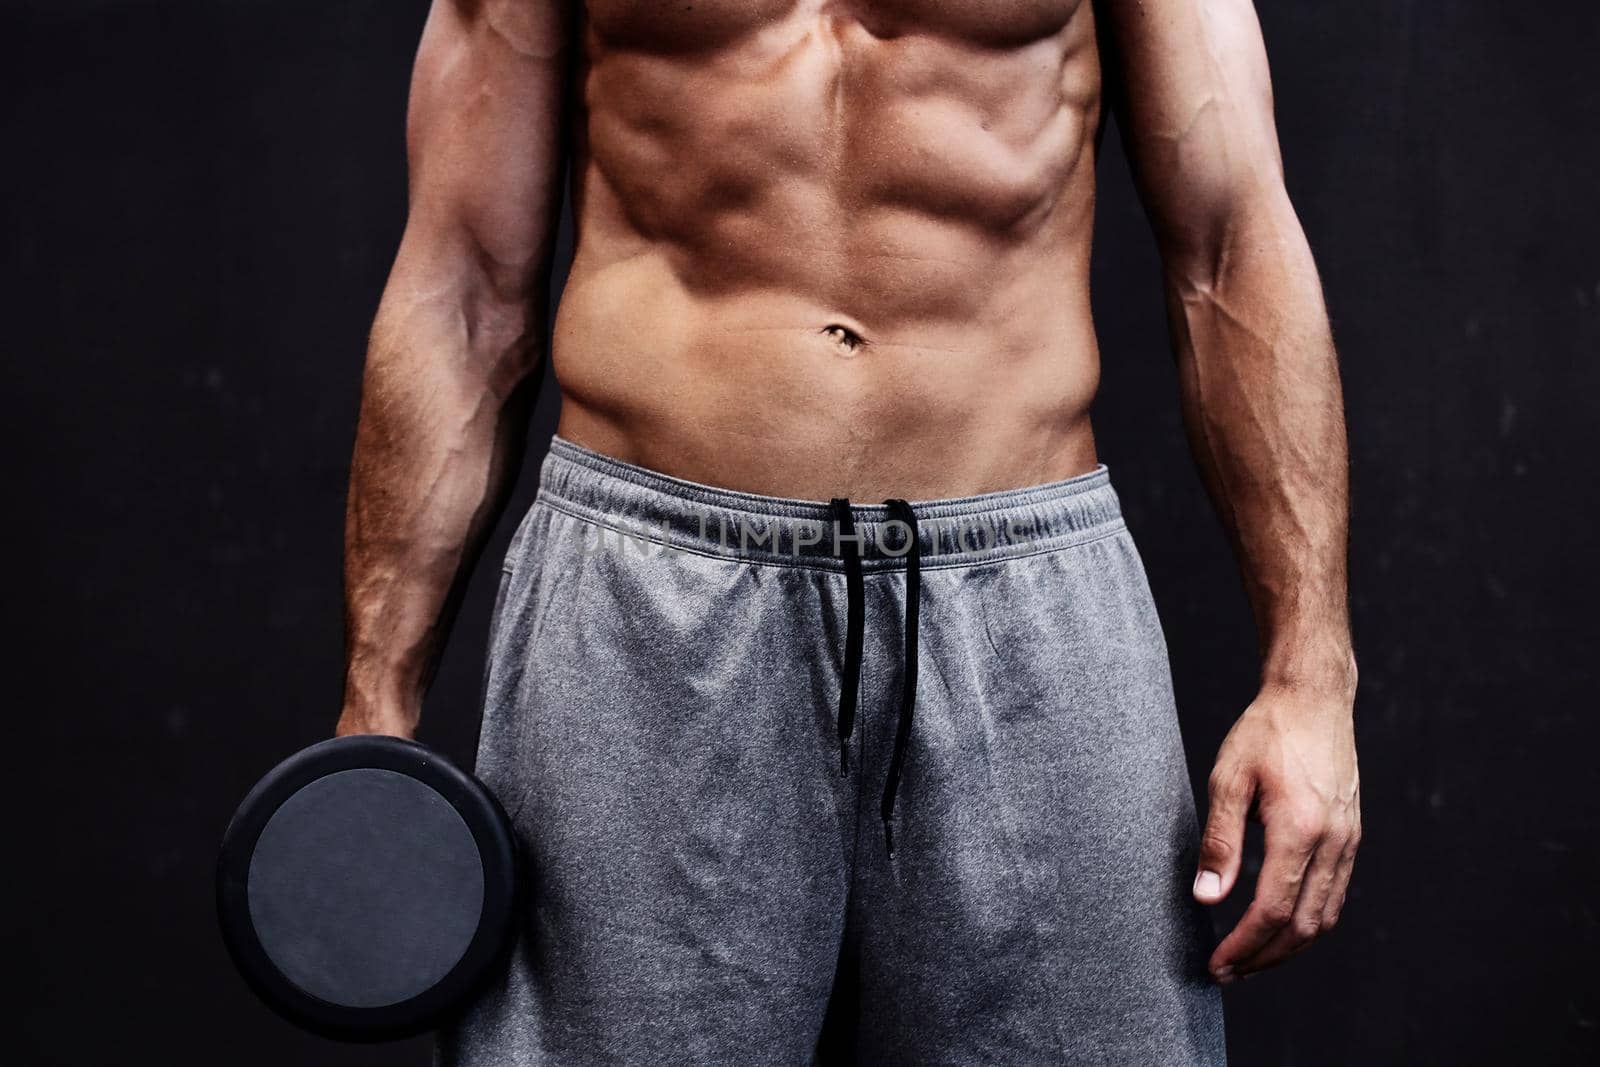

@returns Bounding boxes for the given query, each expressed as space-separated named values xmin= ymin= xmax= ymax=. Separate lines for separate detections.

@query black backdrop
xmin=7 ymin=2 xmax=1598 ymax=1064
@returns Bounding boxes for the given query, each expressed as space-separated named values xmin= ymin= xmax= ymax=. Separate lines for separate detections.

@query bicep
xmin=401 ymin=0 xmax=574 ymax=295
xmin=1098 ymin=0 xmax=1285 ymax=262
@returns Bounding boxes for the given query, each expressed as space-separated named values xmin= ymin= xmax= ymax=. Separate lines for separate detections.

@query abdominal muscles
xmin=555 ymin=0 xmax=1105 ymax=498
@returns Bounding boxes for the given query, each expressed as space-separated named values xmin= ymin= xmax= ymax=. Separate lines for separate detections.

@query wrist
xmin=336 ymin=706 xmax=418 ymax=738
xmin=339 ymin=669 xmax=422 ymax=737
xmin=1260 ymin=641 xmax=1358 ymax=701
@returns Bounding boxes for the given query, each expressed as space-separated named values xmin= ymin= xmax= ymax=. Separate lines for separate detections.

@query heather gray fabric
xmin=437 ymin=437 xmax=1225 ymax=1066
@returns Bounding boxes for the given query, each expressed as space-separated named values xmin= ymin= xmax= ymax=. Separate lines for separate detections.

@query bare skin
xmin=338 ymin=0 xmax=1359 ymax=985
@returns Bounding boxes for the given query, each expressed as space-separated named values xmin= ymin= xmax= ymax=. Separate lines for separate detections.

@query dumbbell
xmin=216 ymin=735 xmax=519 ymax=1041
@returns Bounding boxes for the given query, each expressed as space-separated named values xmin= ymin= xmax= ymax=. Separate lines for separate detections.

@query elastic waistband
xmin=536 ymin=437 xmax=1126 ymax=571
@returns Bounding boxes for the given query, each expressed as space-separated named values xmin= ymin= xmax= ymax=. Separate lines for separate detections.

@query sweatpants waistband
xmin=536 ymin=436 xmax=1126 ymax=572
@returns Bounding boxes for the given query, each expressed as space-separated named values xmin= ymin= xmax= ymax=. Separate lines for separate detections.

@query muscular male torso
xmin=555 ymin=0 xmax=1105 ymax=499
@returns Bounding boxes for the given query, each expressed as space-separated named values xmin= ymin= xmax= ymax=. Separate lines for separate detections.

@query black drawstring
xmin=829 ymin=497 xmax=923 ymax=858
xmin=830 ymin=499 xmax=865 ymax=775
xmin=880 ymin=499 xmax=921 ymax=858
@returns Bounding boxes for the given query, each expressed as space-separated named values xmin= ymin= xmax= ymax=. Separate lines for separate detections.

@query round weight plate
xmin=217 ymin=736 xmax=518 ymax=1041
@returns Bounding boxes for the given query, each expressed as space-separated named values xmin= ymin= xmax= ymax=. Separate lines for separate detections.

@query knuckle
xmin=1286 ymin=806 xmax=1328 ymax=843
xmin=1292 ymin=916 xmax=1322 ymax=941
xmin=1260 ymin=899 xmax=1296 ymax=926
xmin=1209 ymin=769 xmax=1247 ymax=801
xmin=1200 ymin=830 xmax=1236 ymax=862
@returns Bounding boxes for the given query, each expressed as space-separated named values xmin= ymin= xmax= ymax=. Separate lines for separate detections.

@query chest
xmin=584 ymin=0 xmax=1086 ymax=51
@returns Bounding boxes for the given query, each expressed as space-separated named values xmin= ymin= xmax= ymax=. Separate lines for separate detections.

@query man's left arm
xmin=1098 ymin=0 xmax=1361 ymax=982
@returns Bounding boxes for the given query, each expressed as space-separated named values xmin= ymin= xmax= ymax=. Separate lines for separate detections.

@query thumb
xmin=1195 ymin=768 xmax=1252 ymax=904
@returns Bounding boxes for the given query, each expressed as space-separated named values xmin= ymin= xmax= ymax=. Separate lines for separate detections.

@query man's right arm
xmin=337 ymin=0 xmax=572 ymax=738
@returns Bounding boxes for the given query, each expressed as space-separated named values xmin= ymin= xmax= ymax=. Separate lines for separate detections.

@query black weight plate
xmin=217 ymin=736 xmax=518 ymax=1041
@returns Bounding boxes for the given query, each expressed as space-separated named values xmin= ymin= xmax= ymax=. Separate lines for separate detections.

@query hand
xmin=1193 ymin=682 xmax=1360 ymax=983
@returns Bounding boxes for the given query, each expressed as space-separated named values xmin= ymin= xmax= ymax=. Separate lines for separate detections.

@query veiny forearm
xmin=341 ymin=276 xmax=540 ymax=733
xmin=1166 ymin=193 xmax=1354 ymax=693
xmin=1100 ymin=0 xmax=1354 ymax=694
xmin=338 ymin=0 xmax=570 ymax=734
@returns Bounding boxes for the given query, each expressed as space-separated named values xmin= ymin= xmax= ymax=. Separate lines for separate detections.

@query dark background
xmin=7 ymin=1 xmax=1598 ymax=1064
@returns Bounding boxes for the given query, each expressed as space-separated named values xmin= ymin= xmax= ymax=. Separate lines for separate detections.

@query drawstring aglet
xmin=883 ymin=820 xmax=896 ymax=859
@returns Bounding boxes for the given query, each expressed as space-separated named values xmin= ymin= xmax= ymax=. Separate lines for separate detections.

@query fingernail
xmin=1194 ymin=870 xmax=1221 ymax=898
xmin=1213 ymin=967 xmax=1235 ymax=985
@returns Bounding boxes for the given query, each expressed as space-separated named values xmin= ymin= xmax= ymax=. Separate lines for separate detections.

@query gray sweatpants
xmin=439 ymin=438 xmax=1224 ymax=1065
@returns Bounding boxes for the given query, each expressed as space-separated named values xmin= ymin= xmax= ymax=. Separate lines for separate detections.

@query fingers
xmin=1209 ymin=806 xmax=1362 ymax=983
xmin=1194 ymin=767 xmax=1253 ymax=905
xmin=1207 ymin=808 xmax=1316 ymax=982
xmin=1232 ymin=834 xmax=1343 ymax=976
xmin=1321 ymin=823 xmax=1360 ymax=929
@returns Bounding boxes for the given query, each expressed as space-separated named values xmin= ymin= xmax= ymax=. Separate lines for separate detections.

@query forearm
xmin=340 ymin=264 xmax=541 ymax=734
xmin=337 ymin=0 xmax=570 ymax=734
xmin=1165 ymin=193 xmax=1355 ymax=695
